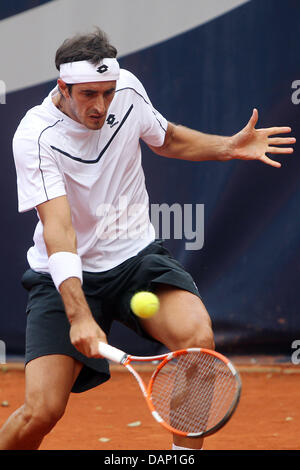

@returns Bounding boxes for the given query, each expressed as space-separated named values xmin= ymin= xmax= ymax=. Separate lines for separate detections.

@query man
xmin=0 ymin=29 xmax=295 ymax=451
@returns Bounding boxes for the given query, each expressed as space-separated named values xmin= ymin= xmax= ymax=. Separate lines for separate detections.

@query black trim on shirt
xmin=50 ymin=105 xmax=134 ymax=164
xmin=115 ymin=87 xmax=167 ymax=133
xmin=38 ymin=119 xmax=63 ymax=200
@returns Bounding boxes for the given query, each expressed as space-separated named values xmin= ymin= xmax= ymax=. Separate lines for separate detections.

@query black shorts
xmin=22 ymin=239 xmax=200 ymax=393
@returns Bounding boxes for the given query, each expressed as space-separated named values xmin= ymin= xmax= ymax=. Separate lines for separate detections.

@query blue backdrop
xmin=1 ymin=0 xmax=299 ymax=358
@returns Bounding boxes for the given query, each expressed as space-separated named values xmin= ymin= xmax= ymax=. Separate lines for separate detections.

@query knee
xmin=185 ymin=300 xmax=215 ymax=350
xmin=191 ymin=323 xmax=215 ymax=351
xmin=22 ymin=399 xmax=66 ymax=436
xmin=171 ymin=317 xmax=215 ymax=351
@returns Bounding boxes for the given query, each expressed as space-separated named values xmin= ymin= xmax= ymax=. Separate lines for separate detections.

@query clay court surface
xmin=0 ymin=359 xmax=299 ymax=451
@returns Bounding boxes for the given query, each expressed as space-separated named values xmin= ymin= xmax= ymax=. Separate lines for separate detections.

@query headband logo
xmin=97 ymin=64 xmax=109 ymax=74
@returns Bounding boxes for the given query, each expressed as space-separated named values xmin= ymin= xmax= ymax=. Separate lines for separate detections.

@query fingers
xmin=263 ymin=126 xmax=292 ymax=135
xmin=88 ymin=338 xmax=104 ymax=358
xmin=267 ymin=146 xmax=294 ymax=154
xmin=268 ymin=137 xmax=296 ymax=145
xmin=248 ymin=108 xmax=258 ymax=129
xmin=73 ymin=337 xmax=100 ymax=357
xmin=259 ymin=144 xmax=294 ymax=168
xmin=259 ymin=155 xmax=281 ymax=168
xmin=89 ymin=332 xmax=108 ymax=358
xmin=70 ymin=327 xmax=107 ymax=358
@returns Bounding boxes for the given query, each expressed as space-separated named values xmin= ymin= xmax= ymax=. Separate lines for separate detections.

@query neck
xmin=53 ymin=93 xmax=71 ymax=119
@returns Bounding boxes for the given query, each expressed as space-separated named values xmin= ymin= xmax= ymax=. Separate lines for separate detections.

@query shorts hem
xmin=25 ymin=350 xmax=110 ymax=394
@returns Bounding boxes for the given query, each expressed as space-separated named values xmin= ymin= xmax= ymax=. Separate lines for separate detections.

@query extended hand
xmin=229 ymin=109 xmax=296 ymax=168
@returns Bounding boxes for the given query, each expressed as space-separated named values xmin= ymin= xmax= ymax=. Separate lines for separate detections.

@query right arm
xmin=36 ymin=195 xmax=107 ymax=357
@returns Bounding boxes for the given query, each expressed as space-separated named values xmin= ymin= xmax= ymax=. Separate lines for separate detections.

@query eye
xmin=105 ymin=88 xmax=115 ymax=97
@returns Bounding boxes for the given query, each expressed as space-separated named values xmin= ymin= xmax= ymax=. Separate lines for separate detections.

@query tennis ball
xmin=130 ymin=291 xmax=160 ymax=319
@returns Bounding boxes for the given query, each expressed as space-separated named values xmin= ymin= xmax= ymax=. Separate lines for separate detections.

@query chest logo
xmin=106 ymin=113 xmax=119 ymax=128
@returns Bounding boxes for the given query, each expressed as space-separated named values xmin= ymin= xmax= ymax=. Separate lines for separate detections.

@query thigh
xmin=23 ymin=269 xmax=110 ymax=393
xmin=139 ymin=284 xmax=214 ymax=352
xmin=25 ymin=355 xmax=83 ymax=412
xmin=111 ymin=241 xmax=205 ymax=342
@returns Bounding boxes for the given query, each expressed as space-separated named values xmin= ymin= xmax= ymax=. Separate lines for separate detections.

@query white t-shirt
xmin=13 ymin=69 xmax=168 ymax=272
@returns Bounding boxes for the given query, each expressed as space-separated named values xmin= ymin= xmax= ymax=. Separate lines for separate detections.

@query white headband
xmin=59 ymin=58 xmax=120 ymax=84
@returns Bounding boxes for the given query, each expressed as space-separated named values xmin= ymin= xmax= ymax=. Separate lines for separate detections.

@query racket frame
xmin=98 ymin=343 xmax=242 ymax=438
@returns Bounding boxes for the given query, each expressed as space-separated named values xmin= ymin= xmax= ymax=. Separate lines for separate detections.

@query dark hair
xmin=55 ymin=27 xmax=117 ymax=71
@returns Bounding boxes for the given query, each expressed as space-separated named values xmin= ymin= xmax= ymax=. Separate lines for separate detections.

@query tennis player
xmin=0 ymin=29 xmax=295 ymax=451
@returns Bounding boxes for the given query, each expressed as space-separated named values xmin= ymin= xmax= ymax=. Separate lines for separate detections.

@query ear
xmin=57 ymin=79 xmax=70 ymax=99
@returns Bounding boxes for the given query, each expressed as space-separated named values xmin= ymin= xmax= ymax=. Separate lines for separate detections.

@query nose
xmin=94 ymin=95 xmax=105 ymax=115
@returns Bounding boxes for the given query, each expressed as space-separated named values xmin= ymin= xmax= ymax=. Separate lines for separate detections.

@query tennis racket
xmin=98 ymin=342 xmax=241 ymax=438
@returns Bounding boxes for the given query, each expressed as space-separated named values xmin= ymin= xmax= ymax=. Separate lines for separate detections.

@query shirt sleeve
xmin=131 ymin=75 xmax=168 ymax=147
xmin=13 ymin=131 xmax=66 ymax=213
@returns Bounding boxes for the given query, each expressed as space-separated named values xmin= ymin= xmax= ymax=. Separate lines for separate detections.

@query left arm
xmin=149 ymin=109 xmax=295 ymax=168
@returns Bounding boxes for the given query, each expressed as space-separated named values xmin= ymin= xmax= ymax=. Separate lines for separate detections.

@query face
xmin=58 ymin=79 xmax=116 ymax=130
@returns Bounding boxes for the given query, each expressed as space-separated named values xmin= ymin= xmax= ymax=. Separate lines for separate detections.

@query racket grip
xmin=98 ymin=342 xmax=127 ymax=364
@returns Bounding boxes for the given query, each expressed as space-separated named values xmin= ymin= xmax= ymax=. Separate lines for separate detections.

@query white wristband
xmin=48 ymin=251 xmax=83 ymax=291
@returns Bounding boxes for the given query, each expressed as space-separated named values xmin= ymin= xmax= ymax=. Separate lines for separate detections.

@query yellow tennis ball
xmin=130 ymin=291 xmax=160 ymax=318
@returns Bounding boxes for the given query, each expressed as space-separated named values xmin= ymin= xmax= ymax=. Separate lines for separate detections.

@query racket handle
xmin=98 ymin=342 xmax=127 ymax=364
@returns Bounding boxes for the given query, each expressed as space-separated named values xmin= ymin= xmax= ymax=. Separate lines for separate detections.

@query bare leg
xmin=0 ymin=355 xmax=82 ymax=450
xmin=139 ymin=285 xmax=215 ymax=450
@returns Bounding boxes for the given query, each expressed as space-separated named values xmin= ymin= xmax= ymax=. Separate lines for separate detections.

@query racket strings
xmin=150 ymin=352 xmax=238 ymax=434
